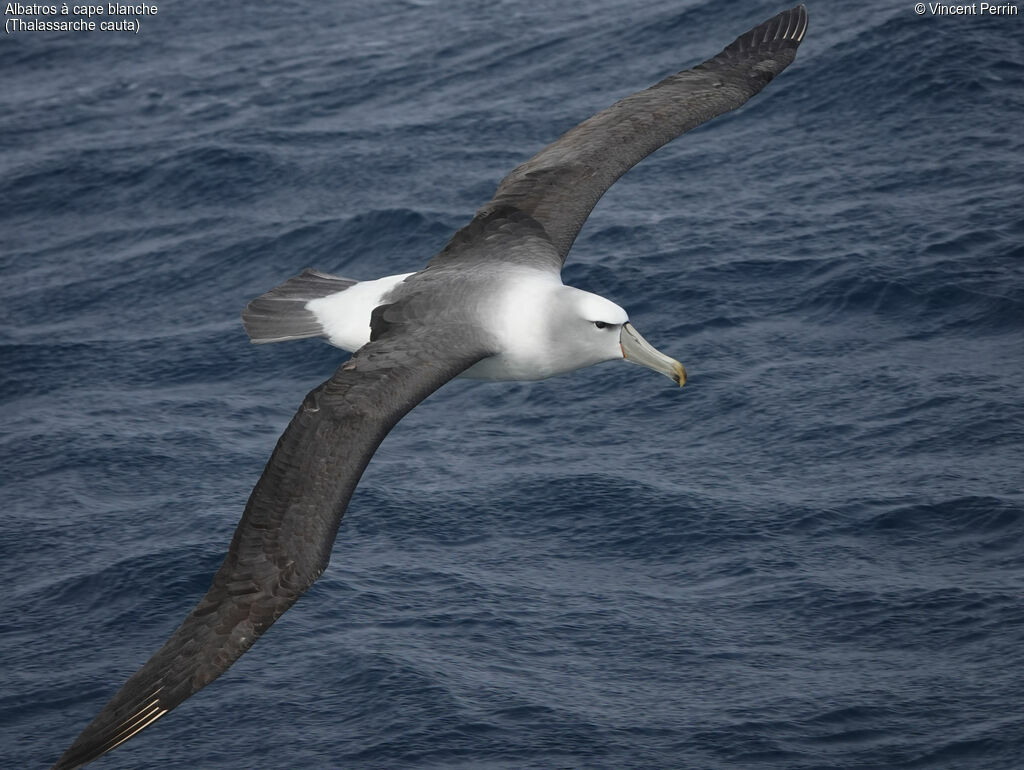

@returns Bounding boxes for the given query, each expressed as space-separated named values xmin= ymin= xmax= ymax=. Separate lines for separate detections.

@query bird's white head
xmin=553 ymin=286 xmax=686 ymax=385
xmin=473 ymin=276 xmax=685 ymax=384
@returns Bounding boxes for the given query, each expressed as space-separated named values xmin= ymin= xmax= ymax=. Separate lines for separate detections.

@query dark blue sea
xmin=2 ymin=1 xmax=1023 ymax=768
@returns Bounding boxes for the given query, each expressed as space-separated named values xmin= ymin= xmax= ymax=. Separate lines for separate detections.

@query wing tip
xmin=788 ymin=5 xmax=809 ymax=44
xmin=722 ymin=5 xmax=809 ymax=55
xmin=50 ymin=682 xmax=172 ymax=770
xmin=751 ymin=5 xmax=809 ymax=47
xmin=697 ymin=5 xmax=808 ymax=85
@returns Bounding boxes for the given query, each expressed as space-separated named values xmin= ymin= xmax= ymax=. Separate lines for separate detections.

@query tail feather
xmin=241 ymin=269 xmax=358 ymax=344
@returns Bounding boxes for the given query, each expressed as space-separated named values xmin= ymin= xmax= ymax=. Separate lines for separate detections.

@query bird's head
xmin=558 ymin=287 xmax=686 ymax=386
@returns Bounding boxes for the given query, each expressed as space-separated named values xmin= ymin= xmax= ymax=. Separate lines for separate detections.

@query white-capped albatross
xmin=51 ymin=6 xmax=807 ymax=768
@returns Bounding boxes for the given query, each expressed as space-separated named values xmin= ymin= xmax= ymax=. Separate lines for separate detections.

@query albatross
xmin=51 ymin=6 xmax=807 ymax=767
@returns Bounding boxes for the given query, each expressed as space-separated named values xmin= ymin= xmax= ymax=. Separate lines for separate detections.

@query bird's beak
xmin=619 ymin=322 xmax=686 ymax=386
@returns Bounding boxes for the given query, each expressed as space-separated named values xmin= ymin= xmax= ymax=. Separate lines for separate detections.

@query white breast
xmin=462 ymin=270 xmax=567 ymax=381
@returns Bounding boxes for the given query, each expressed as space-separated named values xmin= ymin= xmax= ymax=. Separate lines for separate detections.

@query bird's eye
xmin=594 ymin=321 xmax=608 ymax=329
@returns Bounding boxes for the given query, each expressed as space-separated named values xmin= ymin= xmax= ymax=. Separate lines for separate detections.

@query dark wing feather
xmin=433 ymin=4 xmax=808 ymax=268
xmin=51 ymin=329 xmax=488 ymax=770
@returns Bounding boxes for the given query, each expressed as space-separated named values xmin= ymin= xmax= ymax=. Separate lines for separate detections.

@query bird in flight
xmin=51 ymin=6 xmax=807 ymax=768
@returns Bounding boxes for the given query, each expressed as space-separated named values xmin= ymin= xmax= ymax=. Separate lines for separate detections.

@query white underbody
xmin=304 ymin=270 xmax=628 ymax=382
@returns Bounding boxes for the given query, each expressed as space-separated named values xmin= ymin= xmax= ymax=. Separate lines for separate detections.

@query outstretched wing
xmin=434 ymin=4 xmax=808 ymax=269
xmin=51 ymin=328 xmax=488 ymax=770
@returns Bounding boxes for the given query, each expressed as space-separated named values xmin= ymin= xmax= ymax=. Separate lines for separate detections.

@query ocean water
xmin=2 ymin=1 xmax=1023 ymax=768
